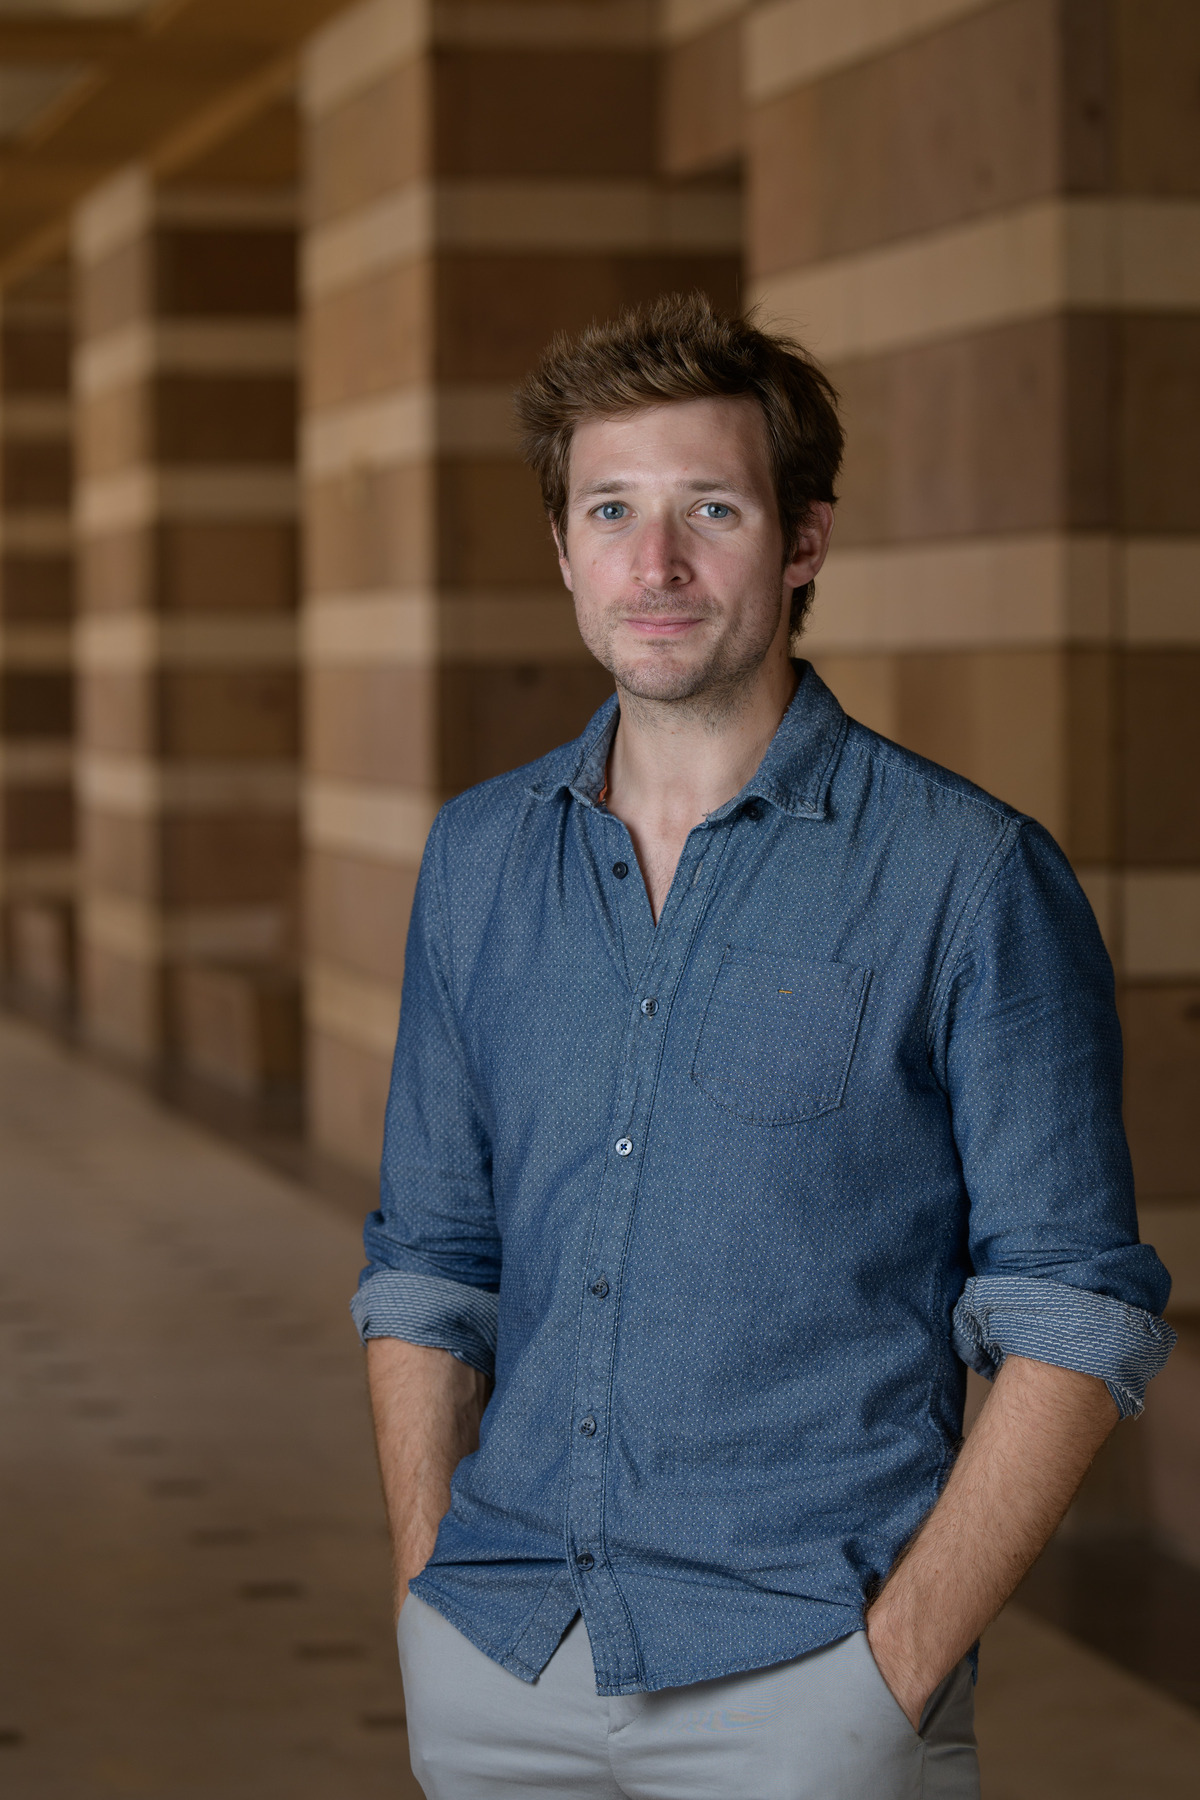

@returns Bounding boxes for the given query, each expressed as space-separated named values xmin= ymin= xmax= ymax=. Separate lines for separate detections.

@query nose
xmin=630 ymin=516 xmax=690 ymax=591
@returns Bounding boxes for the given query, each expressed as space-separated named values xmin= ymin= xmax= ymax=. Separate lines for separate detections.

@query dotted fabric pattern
xmin=952 ymin=1273 xmax=1175 ymax=1418
xmin=355 ymin=662 xmax=1175 ymax=1698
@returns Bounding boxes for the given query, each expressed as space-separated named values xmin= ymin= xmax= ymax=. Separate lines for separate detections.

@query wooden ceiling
xmin=0 ymin=0 xmax=351 ymax=275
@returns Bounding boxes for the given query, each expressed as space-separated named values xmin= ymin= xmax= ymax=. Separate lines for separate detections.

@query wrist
xmin=394 ymin=1561 xmax=425 ymax=1622
xmin=866 ymin=1599 xmax=928 ymax=1727
xmin=396 ymin=1552 xmax=429 ymax=1598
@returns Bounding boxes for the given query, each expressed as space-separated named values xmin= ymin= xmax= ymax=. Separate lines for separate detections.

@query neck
xmin=607 ymin=650 xmax=798 ymax=825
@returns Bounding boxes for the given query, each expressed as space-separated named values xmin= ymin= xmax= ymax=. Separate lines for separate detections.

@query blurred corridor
xmin=1 ymin=1012 xmax=421 ymax=1799
xmin=2 ymin=1008 xmax=1199 ymax=1799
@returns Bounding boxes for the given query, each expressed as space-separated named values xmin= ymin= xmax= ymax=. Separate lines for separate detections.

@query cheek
xmin=572 ymin=540 xmax=628 ymax=600
xmin=697 ymin=536 xmax=777 ymax=596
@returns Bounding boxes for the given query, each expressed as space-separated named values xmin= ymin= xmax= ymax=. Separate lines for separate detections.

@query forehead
xmin=567 ymin=395 xmax=771 ymax=490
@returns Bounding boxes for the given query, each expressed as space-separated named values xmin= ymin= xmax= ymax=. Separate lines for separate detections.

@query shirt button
xmin=579 ymin=1415 xmax=597 ymax=1436
xmin=576 ymin=1550 xmax=595 ymax=1571
xmin=615 ymin=1136 xmax=633 ymax=1157
xmin=745 ymin=801 xmax=762 ymax=820
xmin=612 ymin=861 xmax=628 ymax=879
xmin=640 ymin=997 xmax=658 ymax=1016
xmin=591 ymin=1278 xmax=609 ymax=1298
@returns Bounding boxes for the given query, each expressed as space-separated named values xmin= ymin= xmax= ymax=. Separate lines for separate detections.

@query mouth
xmin=622 ymin=614 xmax=706 ymax=639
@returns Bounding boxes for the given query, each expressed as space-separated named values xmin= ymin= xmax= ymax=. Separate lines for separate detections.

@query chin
xmin=610 ymin=656 xmax=717 ymax=703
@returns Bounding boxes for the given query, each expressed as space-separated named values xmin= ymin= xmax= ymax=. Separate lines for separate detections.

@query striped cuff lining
xmin=350 ymin=1269 xmax=499 ymax=1377
xmin=952 ymin=1273 xmax=1176 ymax=1419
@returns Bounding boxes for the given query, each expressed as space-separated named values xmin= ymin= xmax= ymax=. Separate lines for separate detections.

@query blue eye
xmin=599 ymin=503 xmax=626 ymax=521
xmin=698 ymin=503 xmax=731 ymax=519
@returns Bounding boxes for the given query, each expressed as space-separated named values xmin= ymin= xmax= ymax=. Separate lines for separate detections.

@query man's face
xmin=557 ymin=396 xmax=827 ymax=705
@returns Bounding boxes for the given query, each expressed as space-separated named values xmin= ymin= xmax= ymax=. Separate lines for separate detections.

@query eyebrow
xmin=574 ymin=477 xmax=753 ymax=499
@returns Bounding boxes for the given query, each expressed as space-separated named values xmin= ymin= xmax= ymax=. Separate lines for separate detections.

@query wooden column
xmin=72 ymin=169 xmax=301 ymax=1092
xmin=0 ymin=260 xmax=75 ymax=1016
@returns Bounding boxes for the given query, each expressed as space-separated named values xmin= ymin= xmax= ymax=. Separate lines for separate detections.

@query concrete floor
xmin=2 ymin=1012 xmax=1197 ymax=1799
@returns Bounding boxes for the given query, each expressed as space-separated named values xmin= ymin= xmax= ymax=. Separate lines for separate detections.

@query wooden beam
xmin=151 ymin=50 xmax=296 ymax=182
xmin=0 ymin=159 xmax=104 ymax=201
xmin=0 ymin=19 xmax=140 ymax=63
xmin=0 ymin=0 xmax=351 ymax=284
xmin=0 ymin=141 xmax=181 ymax=213
xmin=0 ymin=215 xmax=68 ymax=287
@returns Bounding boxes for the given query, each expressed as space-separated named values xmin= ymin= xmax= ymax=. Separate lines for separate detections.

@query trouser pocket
xmin=858 ymin=1631 xmax=926 ymax=1744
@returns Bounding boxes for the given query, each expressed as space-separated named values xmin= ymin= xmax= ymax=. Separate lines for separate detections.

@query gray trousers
xmin=398 ymin=1595 xmax=980 ymax=1799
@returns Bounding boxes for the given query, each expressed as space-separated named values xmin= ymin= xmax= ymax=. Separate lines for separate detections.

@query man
xmin=353 ymin=295 xmax=1174 ymax=1798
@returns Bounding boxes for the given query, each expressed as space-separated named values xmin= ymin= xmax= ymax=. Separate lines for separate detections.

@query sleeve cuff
xmin=952 ymin=1273 xmax=1176 ymax=1419
xmin=350 ymin=1269 xmax=499 ymax=1377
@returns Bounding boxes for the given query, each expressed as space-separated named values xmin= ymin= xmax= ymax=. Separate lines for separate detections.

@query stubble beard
xmin=580 ymin=588 xmax=786 ymax=726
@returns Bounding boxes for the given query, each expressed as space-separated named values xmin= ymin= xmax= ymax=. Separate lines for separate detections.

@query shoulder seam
xmin=419 ymin=810 xmax=493 ymax=1116
xmin=846 ymin=721 xmax=1024 ymax=825
xmin=423 ymin=808 xmax=459 ymax=1014
xmin=438 ymin=761 xmax=545 ymax=820
xmin=924 ymin=817 xmax=1030 ymax=1056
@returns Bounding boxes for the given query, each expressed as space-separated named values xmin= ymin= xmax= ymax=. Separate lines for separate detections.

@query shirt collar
xmin=528 ymin=661 xmax=848 ymax=823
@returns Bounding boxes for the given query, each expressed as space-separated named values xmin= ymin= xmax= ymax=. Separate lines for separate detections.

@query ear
xmin=552 ymin=521 xmax=574 ymax=593
xmin=783 ymin=501 xmax=835 ymax=591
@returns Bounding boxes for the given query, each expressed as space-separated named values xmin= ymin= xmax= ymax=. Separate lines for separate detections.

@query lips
xmin=622 ymin=615 xmax=706 ymax=637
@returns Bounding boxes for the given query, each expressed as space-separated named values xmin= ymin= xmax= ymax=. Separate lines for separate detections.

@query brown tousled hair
xmin=514 ymin=292 xmax=844 ymax=636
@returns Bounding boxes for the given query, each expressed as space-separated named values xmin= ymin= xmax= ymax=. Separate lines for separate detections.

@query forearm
xmin=866 ymin=1354 xmax=1117 ymax=1723
xmin=366 ymin=1336 xmax=490 ymax=1616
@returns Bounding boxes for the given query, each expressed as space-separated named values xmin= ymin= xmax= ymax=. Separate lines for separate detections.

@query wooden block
xmin=6 ymin=898 xmax=75 ymax=1013
xmin=173 ymin=962 xmax=301 ymax=1097
xmin=308 ymin=1024 xmax=390 ymax=1172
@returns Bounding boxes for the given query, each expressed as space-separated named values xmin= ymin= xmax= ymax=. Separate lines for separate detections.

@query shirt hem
xmin=410 ymin=1570 xmax=866 ymax=1695
xmin=408 ymin=1574 xmax=562 ymax=1686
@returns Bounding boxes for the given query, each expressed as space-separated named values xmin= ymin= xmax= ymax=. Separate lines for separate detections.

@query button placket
xmin=565 ymin=816 xmax=733 ymax=1689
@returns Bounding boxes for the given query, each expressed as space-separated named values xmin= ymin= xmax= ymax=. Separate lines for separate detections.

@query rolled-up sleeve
xmin=938 ymin=820 xmax=1175 ymax=1417
xmin=352 ymin=811 xmax=501 ymax=1378
xmin=951 ymin=1275 xmax=1175 ymax=1419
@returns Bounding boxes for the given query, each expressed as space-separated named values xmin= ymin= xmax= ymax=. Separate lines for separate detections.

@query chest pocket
xmin=691 ymin=949 xmax=871 ymax=1125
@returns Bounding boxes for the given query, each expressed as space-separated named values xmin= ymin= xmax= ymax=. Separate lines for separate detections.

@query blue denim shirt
xmin=354 ymin=663 xmax=1174 ymax=1696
